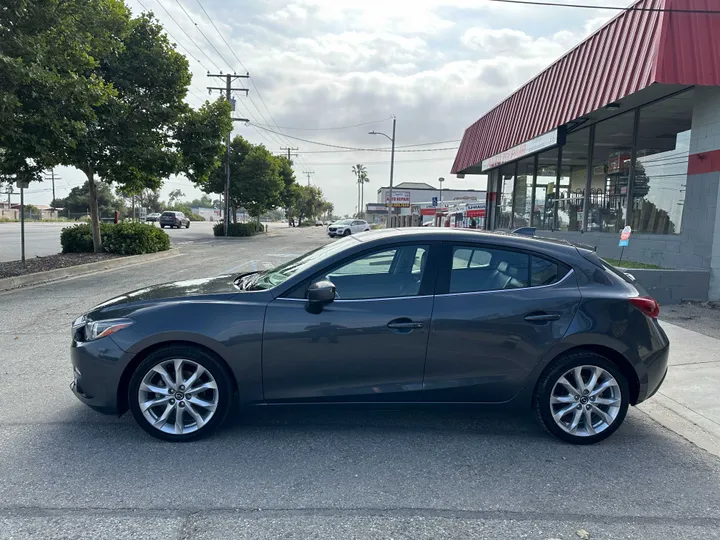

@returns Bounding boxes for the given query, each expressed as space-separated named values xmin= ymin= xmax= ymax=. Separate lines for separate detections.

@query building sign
xmin=385 ymin=190 xmax=411 ymax=208
xmin=366 ymin=203 xmax=387 ymax=213
xmin=465 ymin=203 xmax=486 ymax=218
xmin=482 ymin=129 xmax=561 ymax=171
xmin=420 ymin=207 xmax=447 ymax=216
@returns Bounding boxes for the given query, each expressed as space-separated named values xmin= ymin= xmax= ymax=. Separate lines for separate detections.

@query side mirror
xmin=307 ymin=280 xmax=336 ymax=308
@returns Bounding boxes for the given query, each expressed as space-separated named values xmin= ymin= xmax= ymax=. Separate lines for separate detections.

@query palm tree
xmin=360 ymin=171 xmax=369 ymax=217
xmin=352 ymin=164 xmax=367 ymax=217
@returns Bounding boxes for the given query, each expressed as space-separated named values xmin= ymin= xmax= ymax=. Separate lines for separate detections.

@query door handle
xmin=524 ymin=313 xmax=561 ymax=323
xmin=387 ymin=319 xmax=424 ymax=330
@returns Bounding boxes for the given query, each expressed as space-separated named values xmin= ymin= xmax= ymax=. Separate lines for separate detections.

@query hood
xmin=87 ymin=274 xmax=248 ymax=319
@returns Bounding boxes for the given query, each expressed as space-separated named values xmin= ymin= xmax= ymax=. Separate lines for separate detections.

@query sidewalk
xmin=638 ymin=321 xmax=720 ymax=457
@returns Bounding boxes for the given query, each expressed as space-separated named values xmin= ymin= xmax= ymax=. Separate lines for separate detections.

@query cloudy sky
xmin=28 ymin=0 xmax=630 ymax=214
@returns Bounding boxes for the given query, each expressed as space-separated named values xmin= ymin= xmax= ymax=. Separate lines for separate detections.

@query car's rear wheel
xmin=534 ymin=351 xmax=629 ymax=444
xmin=160 ymin=225 xmax=165 ymax=229
xmin=128 ymin=346 xmax=232 ymax=442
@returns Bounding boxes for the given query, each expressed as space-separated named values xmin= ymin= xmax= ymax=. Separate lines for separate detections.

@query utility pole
xmin=208 ymin=72 xmax=250 ymax=236
xmin=303 ymin=171 xmax=315 ymax=186
xmin=369 ymin=115 xmax=396 ymax=227
xmin=280 ymin=147 xmax=299 ymax=165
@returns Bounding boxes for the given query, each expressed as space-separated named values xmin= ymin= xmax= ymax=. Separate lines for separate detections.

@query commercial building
xmin=366 ymin=182 xmax=485 ymax=223
xmin=452 ymin=0 xmax=720 ymax=300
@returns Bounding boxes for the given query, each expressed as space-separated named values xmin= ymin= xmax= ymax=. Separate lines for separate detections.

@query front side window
xmin=311 ymin=245 xmax=429 ymax=300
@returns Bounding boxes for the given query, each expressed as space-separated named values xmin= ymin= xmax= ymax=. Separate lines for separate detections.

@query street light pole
xmin=369 ymin=115 xmax=396 ymax=227
xmin=439 ymin=176 xmax=445 ymax=204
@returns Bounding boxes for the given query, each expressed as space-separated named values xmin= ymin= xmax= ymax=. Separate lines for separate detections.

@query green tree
xmin=168 ymin=189 xmax=186 ymax=206
xmin=188 ymin=194 xmax=213 ymax=208
xmin=0 ymin=0 xmax=128 ymax=185
xmin=2 ymin=3 xmax=230 ymax=252
xmin=351 ymin=164 xmax=368 ymax=217
xmin=205 ymin=136 xmax=284 ymax=222
xmin=292 ymin=185 xmax=328 ymax=225
xmin=52 ymin=181 xmax=122 ymax=217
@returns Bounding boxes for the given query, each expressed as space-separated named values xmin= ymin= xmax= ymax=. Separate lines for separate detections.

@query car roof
xmin=354 ymin=228 xmax=589 ymax=259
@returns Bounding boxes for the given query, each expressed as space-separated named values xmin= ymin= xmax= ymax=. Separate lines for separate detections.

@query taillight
xmin=629 ymin=296 xmax=660 ymax=318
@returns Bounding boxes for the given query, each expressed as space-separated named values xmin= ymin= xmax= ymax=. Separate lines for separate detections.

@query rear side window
xmin=449 ymin=247 xmax=529 ymax=293
xmin=531 ymin=256 xmax=569 ymax=286
xmin=448 ymin=247 xmax=569 ymax=294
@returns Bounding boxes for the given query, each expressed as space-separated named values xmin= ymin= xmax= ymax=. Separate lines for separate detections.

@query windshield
xmin=333 ymin=219 xmax=353 ymax=225
xmin=244 ymin=236 xmax=357 ymax=290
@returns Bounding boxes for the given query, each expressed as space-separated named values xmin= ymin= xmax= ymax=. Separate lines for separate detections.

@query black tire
xmin=186 ymin=222 xmax=190 ymax=228
xmin=128 ymin=345 xmax=233 ymax=442
xmin=534 ymin=351 xmax=629 ymax=445
xmin=160 ymin=225 xmax=165 ymax=229
xmin=343 ymin=229 xmax=351 ymax=236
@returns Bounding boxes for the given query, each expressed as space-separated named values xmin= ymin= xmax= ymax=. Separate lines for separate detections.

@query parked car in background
xmin=159 ymin=211 xmax=190 ymax=229
xmin=145 ymin=213 xmax=162 ymax=223
xmin=70 ymin=228 xmax=668 ymax=444
xmin=315 ymin=219 xmax=324 ymax=226
xmin=327 ymin=219 xmax=370 ymax=237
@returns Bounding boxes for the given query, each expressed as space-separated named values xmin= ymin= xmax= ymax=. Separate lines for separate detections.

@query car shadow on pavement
xmin=4 ymin=405 xmax=720 ymax=521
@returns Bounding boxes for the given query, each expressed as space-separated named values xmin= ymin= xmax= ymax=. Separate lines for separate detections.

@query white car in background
xmin=327 ymin=219 xmax=370 ymax=237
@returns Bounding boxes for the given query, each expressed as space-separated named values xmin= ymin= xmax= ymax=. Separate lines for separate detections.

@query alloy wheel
xmin=549 ymin=365 xmax=622 ymax=437
xmin=138 ymin=358 xmax=219 ymax=435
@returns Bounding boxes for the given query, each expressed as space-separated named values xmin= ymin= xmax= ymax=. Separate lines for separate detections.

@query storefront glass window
xmin=513 ymin=157 xmax=534 ymax=227
xmin=556 ymin=131 xmax=586 ymax=231
xmin=534 ymin=149 xmax=559 ymax=231
xmin=588 ymin=111 xmax=636 ymax=232
xmin=633 ymin=90 xmax=693 ymax=234
xmin=496 ymin=164 xmax=515 ymax=229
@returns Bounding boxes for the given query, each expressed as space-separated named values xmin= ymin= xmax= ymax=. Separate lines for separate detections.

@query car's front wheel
xmin=186 ymin=222 xmax=190 ymax=228
xmin=128 ymin=346 xmax=233 ymax=442
xmin=343 ymin=229 xmax=351 ymax=236
xmin=534 ymin=351 xmax=629 ymax=444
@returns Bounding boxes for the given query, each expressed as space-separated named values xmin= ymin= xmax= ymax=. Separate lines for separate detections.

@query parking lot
xmin=1 ymin=226 xmax=719 ymax=539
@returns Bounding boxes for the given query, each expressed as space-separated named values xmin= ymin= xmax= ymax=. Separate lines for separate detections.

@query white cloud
xmin=26 ymin=0 xmax=628 ymax=214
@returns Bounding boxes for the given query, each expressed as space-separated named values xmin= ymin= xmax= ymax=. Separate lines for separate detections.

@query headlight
xmin=85 ymin=319 xmax=134 ymax=341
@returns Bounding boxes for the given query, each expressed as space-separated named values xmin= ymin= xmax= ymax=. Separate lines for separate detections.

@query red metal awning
xmin=452 ymin=0 xmax=720 ymax=174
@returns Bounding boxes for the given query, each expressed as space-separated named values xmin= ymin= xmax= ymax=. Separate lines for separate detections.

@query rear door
xmin=423 ymin=242 xmax=581 ymax=403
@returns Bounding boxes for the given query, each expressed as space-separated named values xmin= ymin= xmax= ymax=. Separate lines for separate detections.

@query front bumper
xmin=71 ymin=336 xmax=135 ymax=415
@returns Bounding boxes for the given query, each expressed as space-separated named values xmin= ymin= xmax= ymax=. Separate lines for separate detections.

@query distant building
xmin=366 ymin=182 xmax=486 ymax=224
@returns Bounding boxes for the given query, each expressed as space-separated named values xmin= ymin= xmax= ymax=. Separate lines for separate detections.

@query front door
xmin=423 ymin=243 xmax=581 ymax=402
xmin=263 ymin=243 xmax=437 ymax=402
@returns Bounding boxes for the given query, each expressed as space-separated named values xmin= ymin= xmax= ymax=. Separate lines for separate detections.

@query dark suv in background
xmin=159 ymin=211 xmax=190 ymax=229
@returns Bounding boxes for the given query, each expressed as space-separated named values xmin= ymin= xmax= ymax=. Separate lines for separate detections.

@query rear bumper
xmin=635 ymin=326 xmax=670 ymax=404
xmin=70 ymin=337 xmax=134 ymax=415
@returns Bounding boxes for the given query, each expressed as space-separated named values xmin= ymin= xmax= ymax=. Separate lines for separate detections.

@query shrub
xmin=61 ymin=223 xmax=170 ymax=255
xmin=103 ymin=222 xmax=171 ymax=255
xmin=0 ymin=216 xmax=15 ymax=223
xmin=189 ymin=213 xmax=205 ymax=221
xmin=213 ymin=221 xmax=264 ymax=237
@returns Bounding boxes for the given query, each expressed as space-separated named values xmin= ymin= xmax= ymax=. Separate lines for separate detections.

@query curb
xmin=0 ymin=248 xmax=181 ymax=292
xmin=638 ymin=394 xmax=720 ymax=458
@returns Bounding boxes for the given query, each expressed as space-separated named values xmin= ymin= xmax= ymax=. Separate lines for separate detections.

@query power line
xmin=250 ymin=124 xmax=458 ymax=152
xmin=173 ymin=0 xmax=236 ymax=70
xmin=250 ymin=117 xmax=394 ymax=131
xmin=152 ymin=0 xmax=222 ymax=71
xmin=486 ymin=0 xmax=720 ymax=13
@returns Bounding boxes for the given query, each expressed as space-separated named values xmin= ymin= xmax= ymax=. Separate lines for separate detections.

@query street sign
xmin=16 ymin=181 xmax=29 ymax=189
xmin=619 ymin=225 xmax=632 ymax=247
xmin=432 ymin=197 xmax=438 ymax=207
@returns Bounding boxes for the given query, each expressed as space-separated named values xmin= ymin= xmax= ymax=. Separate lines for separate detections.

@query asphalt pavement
xmin=0 ymin=221 xmax=248 ymax=262
xmin=1 ymin=226 xmax=720 ymax=539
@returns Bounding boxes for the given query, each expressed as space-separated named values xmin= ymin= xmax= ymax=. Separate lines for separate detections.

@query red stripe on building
xmin=688 ymin=149 xmax=720 ymax=175
xmin=452 ymin=0 xmax=720 ymax=174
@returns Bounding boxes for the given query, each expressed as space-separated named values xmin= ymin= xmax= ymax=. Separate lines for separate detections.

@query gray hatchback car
xmin=70 ymin=229 xmax=669 ymax=443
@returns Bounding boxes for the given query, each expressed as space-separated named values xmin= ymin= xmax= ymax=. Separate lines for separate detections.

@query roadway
xmin=0 ymin=226 xmax=719 ymax=539
xmin=0 ymin=221 xmax=286 ymax=262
